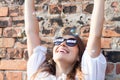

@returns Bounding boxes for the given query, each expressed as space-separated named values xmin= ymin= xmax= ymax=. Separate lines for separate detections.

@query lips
xmin=57 ymin=48 xmax=69 ymax=54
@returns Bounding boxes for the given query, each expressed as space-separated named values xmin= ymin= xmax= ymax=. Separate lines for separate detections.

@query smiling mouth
xmin=57 ymin=48 xmax=69 ymax=54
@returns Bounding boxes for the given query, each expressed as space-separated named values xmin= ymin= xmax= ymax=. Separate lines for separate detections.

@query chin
xmin=53 ymin=57 xmax=65 ymax=62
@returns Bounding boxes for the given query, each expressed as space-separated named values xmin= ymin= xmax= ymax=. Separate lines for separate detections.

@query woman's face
xmin=53 ymin=35 xmax=79 ymax=65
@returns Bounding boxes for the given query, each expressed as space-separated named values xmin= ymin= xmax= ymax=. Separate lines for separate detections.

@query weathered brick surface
xmin=63 ymin=4 xmax=77 ymax=14
xmin=12 ymin=16 xmax=24 ymax=27
xmin=105 ymin=63 xmax=120 ymax=80
xmin=3 ymin=27 xmax=22 ymax=37
xmin=0 ymin=60 xmax=26 ymax=70
xmin=23 ymin=49 xmax=28 ymax=60
xmin=82 ymin=1 xmax=93 ymax=14
xmin=0 ymin=38 xmax=15 ymax=48
xmin=0 ymin=48 xmax=6 ymax=58
xmin=0 ymin=0 xmax=119 ymax=80
xmin=49 ymin=4 xmax=62 ymax=14
xmin=80 ymin=26 xmax=90 ymax=37
xmin=0 ymin=7 xmax=8 ymax=17
xmin=15 ymin=42 xmax=27 ymax=49
xmin=106 ymin=63 xmax=114 ymax=74
xmin=7 ymin=48 xmax=23 ymax=59
xmin=6 ymin=71 xmax=22 ymax=80
xmin=105 ymin=0 xmax=120 ymax=23
xmin=9 ymin=6 xmax=24 ymax=16
xmin=102 ymin=27 xmax=120 ymax=37
xmin=116 ymin=63 xmax=120 ymax=74
xmin=0 ymin=17 xmax=12 ymax=27
xmin=112 ymin=38 xmax=120 ymax=49
xmin=101 ymin=38 xmax=112 ymax=48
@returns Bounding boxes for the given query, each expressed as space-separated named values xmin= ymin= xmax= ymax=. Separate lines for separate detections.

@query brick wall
xmin=0 ymin=0 xmax=120 ymax=80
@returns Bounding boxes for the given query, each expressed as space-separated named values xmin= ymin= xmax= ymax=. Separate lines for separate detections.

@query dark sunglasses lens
xmin=54 ymin=37 xmax=77 ymax=47
xmin=66 ymin=38 xmax=77 ymax=47
xmin=54 ymin=37 xmax=64 ymax=45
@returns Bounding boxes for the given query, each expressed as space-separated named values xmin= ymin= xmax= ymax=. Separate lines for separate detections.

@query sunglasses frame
xmin=54 ymin=37 xmax=77 ymax=47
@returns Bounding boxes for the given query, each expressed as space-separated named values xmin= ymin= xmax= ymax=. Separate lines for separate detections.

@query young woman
xmin=25 ymin=0 xmax=107 ymax=80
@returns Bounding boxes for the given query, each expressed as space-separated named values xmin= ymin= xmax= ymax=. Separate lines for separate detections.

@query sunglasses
xmin=54 ymin=37 xmax=77 ymax=47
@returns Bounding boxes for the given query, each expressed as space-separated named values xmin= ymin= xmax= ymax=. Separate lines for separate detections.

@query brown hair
xmin=31 ymin=27 xmax=85 ymax=80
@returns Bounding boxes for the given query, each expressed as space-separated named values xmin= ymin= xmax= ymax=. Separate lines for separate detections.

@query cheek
xmin=70 ymin=46 xmax=79 ymax=55
xmin=69 ymin=47 xmax=79 ymax=60
xmin=53 ymin=46 xmax=57 ymax=54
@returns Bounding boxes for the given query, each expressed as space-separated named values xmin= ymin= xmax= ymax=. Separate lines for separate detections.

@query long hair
xmin=31 ymin=27 xmax=85 ymax=80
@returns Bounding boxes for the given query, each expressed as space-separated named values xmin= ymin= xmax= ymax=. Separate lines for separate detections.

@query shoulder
xmin=82 ymin=49 xmax=106 ymax=63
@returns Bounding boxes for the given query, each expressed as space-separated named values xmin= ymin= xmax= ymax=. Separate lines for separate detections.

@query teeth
xmin=56 ymin=47 xmax=69 ymax=54
xmin=59 ymin=49 xmax=68 ymax=54
xmin=60 ymin=50 xmax=65 ymax=53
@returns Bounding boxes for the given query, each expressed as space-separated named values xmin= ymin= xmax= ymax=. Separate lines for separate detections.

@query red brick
xmin=79 ymin=37 xmax=112 ymax=48
xmin=80 ymin=26 xmax=90 ymax=37
xmin=101 ymin=38 xmax=112 ymax=48
xmin=0 ymin=17 xmax=12 ymax=27
xmin=0 ymin=48 xmax=7 ymax=58
xmin=6 ymin=71 xmax=22 ymax=80
xmin=0 ymin=60 xmax=27 ymax=70
xmin=0 ymin=7 xmax=8 ymax=17
xmin=106 ymin=63 xmax=114 ymax=74
xmin=49 ymin=4 xmax=62 ymax=14
xmin=0 ymin=28 xmax=2 ymax=37
xmin=0 ymin=38 xmax=15 ymax=48
xmin=9 ymin=6 xmax=24 ymax=17
xmin=35 ymin=4 xmax=47 ymax=13
xmin=82 ymin=1 xmax=93 ymax=14
xmin=3 ymin=27 xmax=22 ymax=37
xmin=41 ymin=37 xmax=54 ymax=48
xmin=0 ymin=72 xmax=4 ymax=80
xmin=102 ymin=27 xmax=120 ymax=37
xmin=7 ymin=48 xmax=23 ymax=59
xmin=23 ymin=49 xmax=28 ymax=60
xmin=13 ymin=16 xmax=24 ymax=21
xmin=0 ymin=17 xmax=11 ymax=21
xmin=63 ymin=4 xmax=77 ymax=13
xmin=15 ymin=42 xmax=27 ymax=49
xmin=116 ymin=63 xmax=120 ymax=74
xmin=80 ymin=27 xmax=112 ymax=48
xmin=19 ymin=6 xmax=24 ymax=16
xmin=12 ymin=16 xmax=24 ymax=27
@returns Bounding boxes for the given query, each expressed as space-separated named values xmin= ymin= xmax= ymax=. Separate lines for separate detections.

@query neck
xmin=55 ymin=62 xmax=74 ymax=77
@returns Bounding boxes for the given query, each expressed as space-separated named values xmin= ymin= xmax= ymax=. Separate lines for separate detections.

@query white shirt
xmin=27 ymin=46 xmax=107 ymax=80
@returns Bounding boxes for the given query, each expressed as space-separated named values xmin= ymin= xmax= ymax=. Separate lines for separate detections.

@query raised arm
xmin=25 ymin=0 xmax=40 ymax=57
xmin=86 ymin=0 xmax=105 ymax=58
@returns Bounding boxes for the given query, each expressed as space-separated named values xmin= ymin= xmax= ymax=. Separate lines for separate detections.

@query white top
xmin=27 ymin=46 xmax=107 ymax=80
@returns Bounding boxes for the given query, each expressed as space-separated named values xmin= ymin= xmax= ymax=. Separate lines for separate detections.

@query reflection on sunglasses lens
xmin=54 ymin=37 xmax=77 ymax=47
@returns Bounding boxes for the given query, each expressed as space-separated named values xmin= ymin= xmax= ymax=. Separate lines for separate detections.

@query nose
xmin=60 ymin=41 xmax=67 ymax=47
